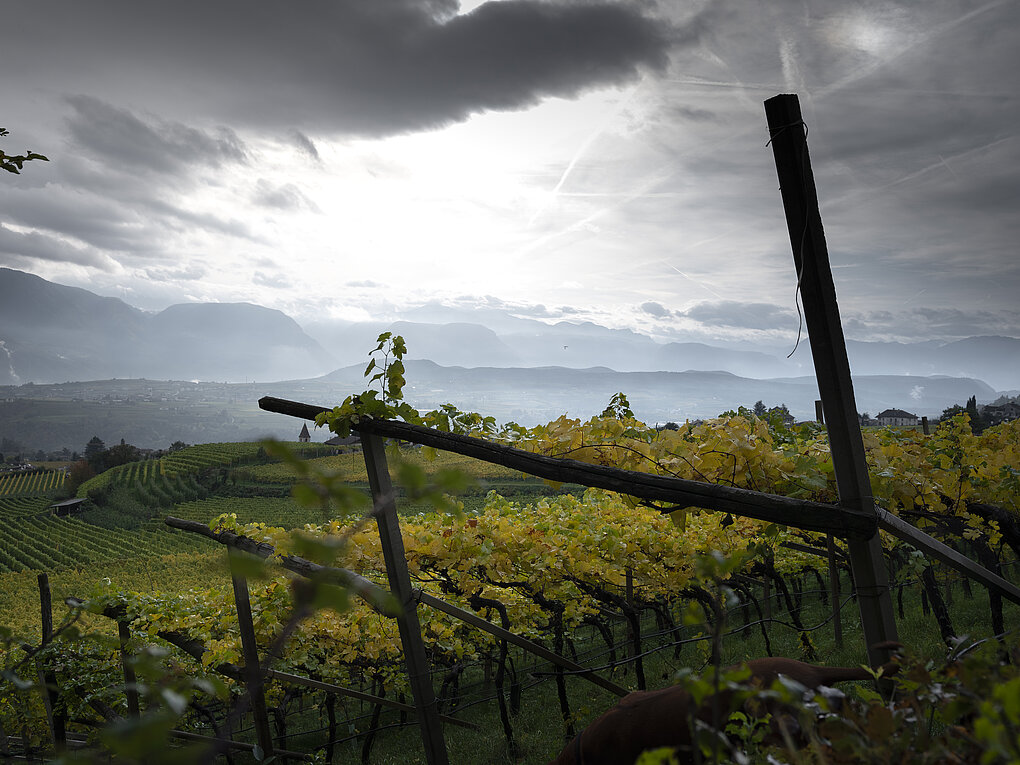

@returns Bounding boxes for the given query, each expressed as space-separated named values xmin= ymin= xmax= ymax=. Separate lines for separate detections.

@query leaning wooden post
xmin=826 ymin=535 xmax=843 ymax=647
xmin=765 ymin=94 xmax=899 ymax=666
xmin=37 ymin=574 xmax=65 ymax=752
xmin=231 ymin=574 xmax=275 ymax=760
xmin=361 ymin=432 xmax=449 ymax=765
xmin=118 ymin=620 xmax=140 ymax=719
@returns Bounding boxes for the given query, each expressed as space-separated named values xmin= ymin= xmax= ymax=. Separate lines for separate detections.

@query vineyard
xmin=0 ymin=469 xmax=65 ymax=497
xmin=74 ymin=441 xmax=323 ymax=498
xmin=0 ymin=513 xmax=209 ymax=574
xmin=0 ymin=401 xmax=1015 ymax=762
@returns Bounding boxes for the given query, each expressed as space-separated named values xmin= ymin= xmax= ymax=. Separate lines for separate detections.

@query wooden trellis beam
xmin=257 ymin=396 xmax=878 ymax=540
xmin=877 ymin=509 xmax=1020 ymax=605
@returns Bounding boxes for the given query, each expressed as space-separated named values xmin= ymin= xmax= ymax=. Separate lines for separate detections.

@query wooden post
xmin=826 ymin=535 xmax=843 ymax=647
xmin=921 ymin=416 xmax=930 ymax=435
xmin=624 ymin=568 xmax=634 ymax=656
xmin=37 ymin=574 xmax=65 ymax=752
xmin=118 ymin=621 xmax=140 ymax=719
xmin=362 ymin=433 xmax=449 ymax=765
xmin=765 ymin=93 xmax=899 ymax=667
xmin=815 ymin=400 xmax=824 ymax=425
xmin=231 ymin=574 xmax=275 ymax=760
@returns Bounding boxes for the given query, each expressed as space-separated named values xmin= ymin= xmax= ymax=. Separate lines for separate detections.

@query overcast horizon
xmin=2 ymin=0 xmax=1018 ymax=349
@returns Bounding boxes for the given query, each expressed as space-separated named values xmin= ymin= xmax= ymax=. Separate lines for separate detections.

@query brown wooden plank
xmin=257 ymin=396 xmax=877 ymax=539
xmin=877 ymin=509 xmax=1020 ymax=605
xmin=164 ymin=516 xmax=398 ymax=617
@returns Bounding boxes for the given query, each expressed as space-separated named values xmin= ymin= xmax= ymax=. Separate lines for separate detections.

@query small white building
xmin=875 ymin=408 xmax=918 ymax=427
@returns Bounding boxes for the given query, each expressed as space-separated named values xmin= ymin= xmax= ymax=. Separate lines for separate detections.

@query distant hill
xmin=317 ymin=360 xmax=996 ymax=425
xmin=0 ymin=363 xmax=1003 ymax=452
xmin=845 ymin=337 xmax=1020 ymax=391
xmin=0 ymin=268 xmax=334 ymax=384
xmin=2 ymin=268 xmax=1017 ymax=392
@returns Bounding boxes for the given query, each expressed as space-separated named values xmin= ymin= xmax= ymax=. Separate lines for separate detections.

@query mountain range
xmin=1 ymin=268 xmax=1017 ymax=424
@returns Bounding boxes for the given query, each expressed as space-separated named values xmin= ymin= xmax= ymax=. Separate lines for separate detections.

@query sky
xmin=1 ymin=0 xmax=1018 ymax=348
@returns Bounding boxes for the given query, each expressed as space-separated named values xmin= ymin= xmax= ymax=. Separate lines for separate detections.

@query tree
xmin=753 ymin=400 xmax=767 ymax=417
xmin=601 ymin=392 xmax=635 ymax=420
xmin=940 ymin=404 xmax=965 ymax=422
xmin=169 ymin=440 xmax=189 ymax=452
xmin=105 ymin=440 xmax=140 ymax=469
xmin=65 ymin=459 xmax=94 ymax=496
xmin=965 ymin=395 xmax=987 ymax=435
xmin=84 ymin=436 xmax=106 ymax=470
xmin=1 ymin=128 xmax=49 ymax=174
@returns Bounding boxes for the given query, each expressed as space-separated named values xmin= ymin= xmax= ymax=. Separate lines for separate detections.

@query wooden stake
xmin=231 ymin=574 xmax=275 ymax=760
xmin=362 ymin=433 xmax=449 ymax=765
xmin=118 ymin=621 xmax=140 ymax=719
xmin=37 ymin=574 xmax=65 ymax=751
xmin=826 ymin=535 xmax=843 ymax=647
xmin=764 ymin=93 xmax=899 ymax=667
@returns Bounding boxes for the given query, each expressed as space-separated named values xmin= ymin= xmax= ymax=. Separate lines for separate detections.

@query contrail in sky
xmin=666 ymin=262 xmax=725 ymax=300
xmin=528 ymin=85 xmax=640 ymax=226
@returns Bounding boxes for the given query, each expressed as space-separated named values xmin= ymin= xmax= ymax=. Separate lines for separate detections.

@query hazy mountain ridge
xmin=318 ymin=360 xmax=996 ymax=425
xmin=0 ymin=269 xmax=334 ymax=384
xmin=0 ymin=364 xmax=999 ymax=452
xmin=1 ymin=269 xmax=1017 ymax=394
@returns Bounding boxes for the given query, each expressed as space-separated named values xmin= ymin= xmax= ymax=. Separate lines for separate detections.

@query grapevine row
xmin=0 ymin=470 xmax=66 ymax=497
xmin=0 ymin=514 xmax=210 ymax=574
xmin=0 ymin=497 xmax=52 ymax=518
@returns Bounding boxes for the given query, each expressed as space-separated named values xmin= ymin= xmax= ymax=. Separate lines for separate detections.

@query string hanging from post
xmin=766 ymin=119 xmax=811 ymax=359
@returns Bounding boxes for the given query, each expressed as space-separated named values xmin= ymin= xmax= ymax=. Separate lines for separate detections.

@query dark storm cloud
xmin=1 ymin=185 xmax=147 ymax=254
xmin=253 ymin=271 xmax=292 ymax=289
xmin=843 ymin=307 xmax=1020 ymax=341
xmin=0 ymin=98 xmax=259 ymax=272
xmin=65 ymin=96 xmax=248 ymax=175
xmin=289 ymin=130 xmax=322 ymax=163
xmin=681 ymin=301 xmax=796 ymax=331
xmin=0 ymin=224 xmax=109 ymax=269
xmin=640 ymin=301 xmax=672 ymax=318
xmin=6 ymin=1 xmax=673 ymax=138
xmin=144 ymin=265 xmax=208 ymax=283
xmin=253 ymin=180 xmax=321 ymax=213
